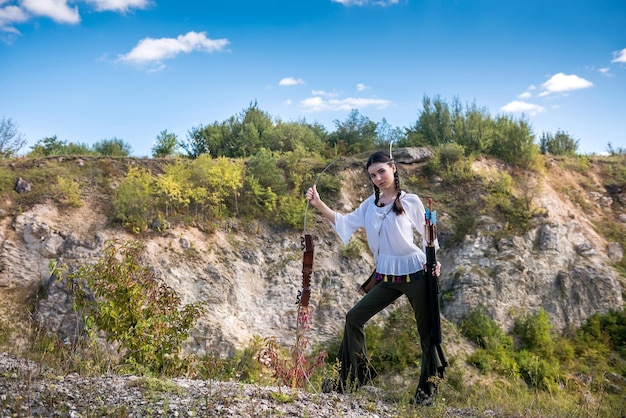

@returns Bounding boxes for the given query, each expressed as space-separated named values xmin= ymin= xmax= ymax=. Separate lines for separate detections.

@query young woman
xmin=305 ymin=150 xmax=447 ymax=404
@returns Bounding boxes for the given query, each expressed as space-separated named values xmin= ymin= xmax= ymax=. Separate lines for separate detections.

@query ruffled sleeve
xmin=332 ymin=195 xmax=374 ymax=245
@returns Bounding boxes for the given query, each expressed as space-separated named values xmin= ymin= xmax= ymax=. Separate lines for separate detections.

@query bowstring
xmin=303 ymin=156 xmax=341 ymax=237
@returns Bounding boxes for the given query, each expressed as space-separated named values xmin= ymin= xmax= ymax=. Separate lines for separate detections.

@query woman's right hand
xmin=306 ymin=184 xmax=320 ymax=206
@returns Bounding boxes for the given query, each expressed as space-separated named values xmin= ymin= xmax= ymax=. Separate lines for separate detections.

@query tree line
xmin=3 ymin=96 xmax=616 ymax=166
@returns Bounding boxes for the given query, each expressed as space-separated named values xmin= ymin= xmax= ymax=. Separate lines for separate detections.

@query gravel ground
xmin=0 ymin=353 xmax=492 ymax=417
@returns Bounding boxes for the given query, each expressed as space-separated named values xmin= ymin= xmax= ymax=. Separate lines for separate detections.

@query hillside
xmin=1 ymin=150 xmax=625 ymax=416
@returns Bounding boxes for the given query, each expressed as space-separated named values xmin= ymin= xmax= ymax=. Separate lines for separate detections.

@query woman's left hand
xmin=424 ymin=261 xmax=442 ymax=276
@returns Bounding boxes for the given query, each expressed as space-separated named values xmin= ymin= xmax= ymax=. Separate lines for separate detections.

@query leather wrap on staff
xmin=300 ymin=234 xmax=314 ymax=307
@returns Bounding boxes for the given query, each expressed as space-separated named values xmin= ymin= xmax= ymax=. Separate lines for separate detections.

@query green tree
xmin=153 ymin=160 xmax=193 ymax=216
xmin=489 ymin=115 xmax=539 ymax=168
xmin=514 ymin=308 xmax=555 ymax=358
xmin=264 ymin=121 xmax=326 ymax=155
xmin=451 ymin=99 xmax=494 ymax=155
xmin=29 ymin=136 xmax=67 ymax=157
xmin=406 ymin=95 xmax=454 ymax=147
xmin=375 ymin=117 xmax=404 ymax=149
xmin=539 ymin=130 xmax=579 ymax=156
xmin=329 ymin=109 xmax=377 ymax=154
xmin=222 ymin=101 xmax=274 ymax=158
xmin=152 ymin=129 xmax=179 ymax=158
xmin=92 ymin=137 xmax=132 ymax=156
xmin=248 ymin=148 xmax=286 ymax=194
xmin=181 ymin=125 xmax=211 ymax=158
xmin=28 ymin=135 xmax=91 ymax=157
xmin=0 ymin=116 xmax=26 ymax=158
xmin=113 ymin=166 xmax=154 ymax=233
xmin=190 ymin=155 xmax=244 ymax=216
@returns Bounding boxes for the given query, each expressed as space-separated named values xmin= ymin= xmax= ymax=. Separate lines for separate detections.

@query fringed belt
xmin=374 ymin=270 xmax=423 ymax=283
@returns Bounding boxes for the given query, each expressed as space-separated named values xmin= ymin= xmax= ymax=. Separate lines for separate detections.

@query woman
xmin=305 ymin=150 xmax=448 ymax=405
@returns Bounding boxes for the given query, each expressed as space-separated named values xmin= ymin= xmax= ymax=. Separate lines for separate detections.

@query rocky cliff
xmin=0 ymin=152 xmax=624 ymax=359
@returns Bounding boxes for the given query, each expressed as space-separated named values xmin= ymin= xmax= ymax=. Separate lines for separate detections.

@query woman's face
xmin=367 ymin=162 xmax=396 ymax=192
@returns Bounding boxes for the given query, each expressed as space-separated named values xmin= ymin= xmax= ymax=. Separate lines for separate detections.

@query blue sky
xmin=1 ymin=0 xmax=625 ymax=157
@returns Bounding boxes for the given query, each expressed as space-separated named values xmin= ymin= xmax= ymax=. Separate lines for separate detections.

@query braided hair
xmin=366 ymin=151 xmax=405 ymax=215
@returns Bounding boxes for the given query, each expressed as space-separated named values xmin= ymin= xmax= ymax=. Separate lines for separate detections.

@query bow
xmin=296 ymin=157 xmax=341 ymax=307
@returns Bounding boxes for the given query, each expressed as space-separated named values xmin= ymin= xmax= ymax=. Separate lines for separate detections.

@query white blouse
xmin=332 ymin=191 xmax=438 ymax=276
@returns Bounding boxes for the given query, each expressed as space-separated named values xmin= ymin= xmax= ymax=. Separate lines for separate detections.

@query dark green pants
xmin=337 ymin=271 xmax=447 ymax=396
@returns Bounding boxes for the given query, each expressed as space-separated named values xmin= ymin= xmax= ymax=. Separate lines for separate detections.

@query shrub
xmin=113 ymin=166 xmax=154 ymax=233
xmin=54 ymin=175 xmax=82 ymax=207
xmin=57 ymin=239 xmax=204 ymax=376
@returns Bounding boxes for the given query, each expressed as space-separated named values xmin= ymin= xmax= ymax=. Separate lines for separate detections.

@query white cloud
xmin=539 ymin=72 xmax=593 ymax=96
xmin=1 ymin=0 xmax=152 ymax=36
xmin=300 ymin=95 xmax=391 ymax=112
xmin=22 ymin=0 xmax=80 ymax=24
xmin=500 ymin=100 xmax=545 ymax=116
xmin=356 ymin=83 xmax=369 ymax=91
xmin=84 ymin=0 xmax=152 ymax=13
xmin=611 ymin=48 xmax=626 ymax=63
xmin=311 ymin=89 xmax=340 ymax=98
xmin=599 ymin=67 xmax=612 ymax=76
xmin=518 ymin=91 xmax=532 ymax=99
xmin=0 ymin=4 xmax=29 ymax=34
xmin=279 ymin=77 xmax=305 ymax=86
xmin=118 ymin=31 xmax=229 ymax=69
xmin=332 ymin=0 xmax=399 ymax=6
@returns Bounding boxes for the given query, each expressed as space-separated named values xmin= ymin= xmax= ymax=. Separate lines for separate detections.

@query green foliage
xmin=405 ymin=95 xmax=454 ymax=147
xmin=276 ymin=193 xmax=306 ymax=229
xmin=180 ymin=124 xmax=212 ymax=158
xmin=539 ymin=130 xmax=579 ymax=156
xmin=426 ymin=143 xmax=474 ymax=184
xmin=482 ymin=170 xmax=537 ymax=235
xmin=248 ymin=148 xmax=286 ymax=194
xmin=329 ymin=109 xmax=378 ymax=154
xmin=59 ymin=239 xmax=203 ymax=375
xmin=241 ymin=175 xmax=278 ymax=216
xmin=190 ymin=155 xmax=244 ymax=217
xmin=28 ymin=135 xmax=92 ymax=157
xmin=374 ymin=117 xmax=404 ymax=149
xmin=92 ymin=137 xmax=132 ymax=157
xmin=152 ymin=129 xmax=179 ymax=158
xmin=488 ymin=116 xmax=540 ymax=169
xmin=515 ymin=350 xmax=560 ymax=392
xmin=113 ymin=166 xmax=154 ymax=233
xmin=54 ymin=175 xmax=83 ymax=207
xmin=153 ymin=160 xmax=193 ymax=216
xmin=451 ymin=99 xmax=495 ymax=155
xmin=460 ymin=306 xmax=513 ymax=352
xmin=0 ymin=164 xmax=13 ymax=194
xmin=513 ymin=308 xmax=554 ymax=358
xmin=576 ymin=310 xmax=626 ymax=357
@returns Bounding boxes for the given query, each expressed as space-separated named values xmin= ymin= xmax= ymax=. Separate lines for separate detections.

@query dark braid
xmin=366 ymin=151 xmax=405 ymax=215
xmin=392 ymin=170 xmax=404 ymax=215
